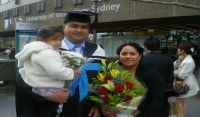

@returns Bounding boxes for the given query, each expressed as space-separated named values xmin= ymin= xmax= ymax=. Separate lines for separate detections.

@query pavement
xmin=0 ymin=93 xmax=16 ymax=117
xmin=0 ymin=92 xmax=200 ymax=117
xmin=185 ymin=95 xmax=200 ymax=117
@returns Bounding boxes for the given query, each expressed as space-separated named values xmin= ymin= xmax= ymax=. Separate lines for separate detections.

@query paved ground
xmin=0 ymin=93 xmax=16 ymax=117
xmin=185 ymin=95 xmax=200 ymax=117
xmin=0 ymin=93 xmax=200 ymax=117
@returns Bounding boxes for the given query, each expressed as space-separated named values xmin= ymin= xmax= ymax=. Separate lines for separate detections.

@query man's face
xmin=64 ymin=21 xmax=90 ymax=44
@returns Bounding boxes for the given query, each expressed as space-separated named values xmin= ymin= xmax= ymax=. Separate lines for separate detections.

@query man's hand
xmin=88 ymin=106 xmax=101 ymax=117
xmin=45 ymin=88 xmax=69 ymax=103
xmin=101 ymin=108 xmax=116 ymax=117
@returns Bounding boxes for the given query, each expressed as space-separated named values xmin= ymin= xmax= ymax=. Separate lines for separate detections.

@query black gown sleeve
xmin=16 ymin=75 xmax=45 ymax=102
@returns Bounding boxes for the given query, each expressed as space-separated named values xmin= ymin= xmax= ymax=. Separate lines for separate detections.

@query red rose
xmin=114 ymin=84 xmax=124 ymax=93
xmin=126 ymin=81 xmax=134 ymax=89
xmin=124 ymin=95 xmax=133 ymax=101
xmin=99 ymin=86 xmax=108 ymax=94
xmin=101 ymin=95 xmax=110 ymax=104
xmin=104 ymin=75 xmax=111 ymax=82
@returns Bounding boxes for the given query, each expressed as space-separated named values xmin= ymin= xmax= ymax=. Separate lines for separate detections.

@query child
xmin=15 ymin=25 xmax=79 ymax=97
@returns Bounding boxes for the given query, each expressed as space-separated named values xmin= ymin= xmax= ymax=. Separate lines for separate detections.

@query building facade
xmin=0 ymin=0 xmax=200 ymax=57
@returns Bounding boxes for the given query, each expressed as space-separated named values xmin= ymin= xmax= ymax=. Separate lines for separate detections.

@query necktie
xmin=72 ymin=46 xmax=81 ymax=53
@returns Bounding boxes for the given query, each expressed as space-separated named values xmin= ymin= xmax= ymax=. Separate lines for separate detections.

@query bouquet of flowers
xmin=60 ymin=51 xmax=86 ymax=87
xmin=89 ymin=60 xmax=147 ymax=117
xmin=61 ymin=51 xmax=86 ymax=70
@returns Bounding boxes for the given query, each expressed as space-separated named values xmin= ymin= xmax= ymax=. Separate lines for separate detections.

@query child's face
xmin=46 ymin=32 xmax=63 ymax=50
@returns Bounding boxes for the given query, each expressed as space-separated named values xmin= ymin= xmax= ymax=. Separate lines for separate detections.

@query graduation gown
xmin=60 ymin=41 xmax=105 ymax=117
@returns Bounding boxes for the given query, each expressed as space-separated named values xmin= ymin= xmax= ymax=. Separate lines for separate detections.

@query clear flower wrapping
xmin=60 ymin=51 xmax=86 ymax=87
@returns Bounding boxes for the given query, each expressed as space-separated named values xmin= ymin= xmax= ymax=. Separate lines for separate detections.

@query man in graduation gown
xmin=15 ymin=10 xmax=106 ymax=117
xmin=59 ymin=10 xmax=106 ymax=117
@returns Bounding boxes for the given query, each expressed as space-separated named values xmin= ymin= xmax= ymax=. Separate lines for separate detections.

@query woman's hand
xmin=101 ymin=108 xmax=116 ymax=117
xmin=45 ymin=88 xmax=69 ymax=103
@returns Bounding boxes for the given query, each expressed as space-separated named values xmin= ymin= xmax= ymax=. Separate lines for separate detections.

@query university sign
xmin=3 ymin=3 xmax=121 ymax=30
xmin=91 ymin=3 xmax=120 ymax=12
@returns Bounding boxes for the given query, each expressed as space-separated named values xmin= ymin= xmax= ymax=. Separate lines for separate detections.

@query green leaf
xmin=89 ymin=96 xmax=104 ymax=104
xmin=107 ymin=94 xmax=114 ymax=101
xmin=101 ymin=59 xmax=106 ymax=67
xmin=102 ymin=66 xmax=107 ymax=73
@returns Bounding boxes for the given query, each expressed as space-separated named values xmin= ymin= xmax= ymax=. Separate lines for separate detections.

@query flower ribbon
xmin=69 ymin=62 xmax=102 ymax=102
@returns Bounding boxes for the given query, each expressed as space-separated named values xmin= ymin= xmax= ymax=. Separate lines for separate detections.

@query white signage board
xmin=16 ymin=22 xmax=40 ymax=31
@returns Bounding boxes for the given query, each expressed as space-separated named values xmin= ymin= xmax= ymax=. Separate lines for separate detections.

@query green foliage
xmin=88 ymin=60 xmax=147 ymax=113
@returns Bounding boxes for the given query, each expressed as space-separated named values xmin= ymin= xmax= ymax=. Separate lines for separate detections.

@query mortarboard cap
xmin=63 ymin=10 xmax=97 ymax=24
xmin=54 ymin=10 xmax=98 ymax=30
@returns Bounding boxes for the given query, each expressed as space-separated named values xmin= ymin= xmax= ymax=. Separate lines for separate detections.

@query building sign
xmin=91 ymin=3 xmax=120 ymax=12
xmin=25 ymin=12 xmax=67 ymax=22
xmin=16 ymin=22 xmax=39 ymax=31
xmin=8 ymin=3 xmax=121 ymax=24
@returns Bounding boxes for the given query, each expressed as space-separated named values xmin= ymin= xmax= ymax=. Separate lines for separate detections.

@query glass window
xmin=72 ymin=0 xmax=83 ymax=5
xmin=24 ymin=5 xmax=31 ymax=15
xmin=3 ymin=10 xmax=9 ymax=19
xmin=12 ymin=7 xmax=19 ymax=17
xmin=53 ymin=0 xmax=63 ymax=9
xmin=37 ymin=1 xmax=45 ymax=12
xmin=96 ymin=32 xmax=144 ymax=57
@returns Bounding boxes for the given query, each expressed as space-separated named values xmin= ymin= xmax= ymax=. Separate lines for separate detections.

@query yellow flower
xmin=102 ymin=80 xmax=115 ymax=91
xmin=110 ymin=69 xmax=120 ymax=78
xmin=97 ymin=73 xmax=104 ymax=82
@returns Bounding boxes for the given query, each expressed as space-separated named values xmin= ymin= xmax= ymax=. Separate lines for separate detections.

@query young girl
xmin=15 ymin=25 xmax=79 ymax=97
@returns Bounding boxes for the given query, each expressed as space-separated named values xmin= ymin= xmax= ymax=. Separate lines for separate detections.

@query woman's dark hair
xmin=144 ymin=36 xmax=160 ymax=51
xmin=116 ymin=42 xmax=144 ymax=56
xmin=37 ymin=25 xmax=64 ymax=41
xmin=178 ymin=40 xmax=193 ymax=54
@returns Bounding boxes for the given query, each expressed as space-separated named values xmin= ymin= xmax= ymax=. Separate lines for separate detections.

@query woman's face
xmin=46 ymin=32 xmax=63 ymax=50
xmin=119 ymin=45 xmax=142 ymax=68
xmin=177 ymin=48 xmax=185 ymax=56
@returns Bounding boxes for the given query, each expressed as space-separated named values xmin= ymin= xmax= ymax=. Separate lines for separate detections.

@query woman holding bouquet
xmin=102 ymin=43 xmax=165 ymax=117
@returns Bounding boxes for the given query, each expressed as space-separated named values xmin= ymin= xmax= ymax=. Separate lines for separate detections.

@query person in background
xmin=102 ymin=42 xmax=165 ymax=117
xmin=173 ymin=40 xmax=199 ymax=117
xmin=142 ymin=36 xmax=175 ymax=117
xmin=5 ymin=44 xmax=15 ymax=59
